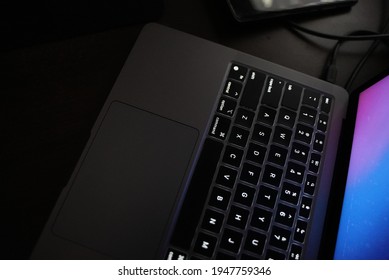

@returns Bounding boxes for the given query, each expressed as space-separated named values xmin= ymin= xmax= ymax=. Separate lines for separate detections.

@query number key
xmin=275 ymin=203 xmax=296 ymax=227
xmin=269 ymin=226 xmax=291 ymax=250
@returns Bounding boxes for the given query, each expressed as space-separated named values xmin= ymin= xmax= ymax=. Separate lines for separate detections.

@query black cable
xmin=287 ymin=18 xmax=389 ymax=91
xmin=322 ymin=30 xmax=381 ymax=83
xmin=345 ymin=17 xmax=389 ymax=91
xmin=344 ymin=40 xmax=381 ymax=91
xmin=287 ymin=20 xmax=389 ymax=41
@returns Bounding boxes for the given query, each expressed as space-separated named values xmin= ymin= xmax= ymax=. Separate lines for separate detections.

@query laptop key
xmin=240 ymin=70 xmax=266 ymax=111
xmin=251 ymin=207 xmax=272 ymax=231
xmin=262 ymin=77 xmax=284 ymax=108
xmin=273 ymin=126 xmax=292 ymax=147
xmin=234 ymin=184 xmax=256 ymax=207
xmin=252 ymin=124 xmax=272 ymax=145
xmin=244 ymin=230 xmax=266 ymax=256
xmin=313 ymin=132 xmax=325 ymax=152
xmin=257 ymin=185 xmax=278 ymax=209
xmin=235 ymin=108 xmax=255 ymax=128
xmin=227 ymin=205 xmax=249 ymax=229
xmin=286 ymin=162 xmax=305 ymax=184
xmin=240 ymin=163 xmax=261 ymax=186
xmin=246 ymin=143 xmax=266 ymax=164
xmin=217 ymin=97 xmax=237 ymax=117
xmin=194 ymin=232 xmax=217 ymax=258
xmin=269 ymin=226 xmax=291 ymax=250
xmin=321 ymin=96 xmax=332 ymax=113
xmin=229 ymin=126 xmax=250 ymax=147
xmin=280 ymin=182 xmax=301 ymax=205
xmin=290 ymin=142 xmax=310 ymax=163
xmin=257 ymin=106 xmax=277 ymax=126
xmin=224 ymin=79 xmax=243 ymax=99
xmin=262 ymin=164 xmax=283 ymax=188
xmin=268 ymin=145 xmax=288 ymax=166
xmin=277 ymin=108 xmax=296 ymax=128
xmin=299 ymin=106 xmax=317 ymax=126
xmin=289 ymin=244 xmax=303 ymax=260
xmin=201 ymin=209 xmax=224 ymax=233
xmin=295 ymin=124 xmax=313 ymax=144
xmin=309 ymin=153 xmax=321 ymax=173
xmin=220 ymin=228 xmax=243 ymax=253
xmin=294 ymin=220 xmax=308 ymax=243
xmin=318 ymin=114 xmax=329 ymax=132
xmin=166 ymin=248 xmax=187 ymax=260
xmin=300 ymin=196 xmax=313 ymax=219
xmin=229 ymin=64 xmax=248 ymax=81
xmin=209 ymin=187 xmax=231 ymax=210
xmin=209 ymin=115 xmax=231 ymax=140
xmin=275 ymin=203 xmax=296 ymax=227
xmin=216 ymin=165 xmax=237 ymax=188
xmin=303 ymin=89 xmax=320 ymax=108
xmin=304 ymin=174 xmax=317 ymax=195
xmin=223 ymin=145 xmax=244 ymax=167
xmin=282 ymin=83 xmax=302 ymax=111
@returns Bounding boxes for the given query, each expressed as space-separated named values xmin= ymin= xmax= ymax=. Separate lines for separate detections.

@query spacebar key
xmin=240 ymin=70 xmax=266 ymax=111
xmin=170 ymin=138 xmax=223 ymax=250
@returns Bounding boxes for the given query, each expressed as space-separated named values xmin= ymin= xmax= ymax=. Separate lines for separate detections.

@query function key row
xmin=227 ymin=64 xmax=332 ymax=115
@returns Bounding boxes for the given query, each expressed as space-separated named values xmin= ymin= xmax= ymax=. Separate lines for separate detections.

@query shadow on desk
xmin=1 ymin=0 xmax=163 ymax=51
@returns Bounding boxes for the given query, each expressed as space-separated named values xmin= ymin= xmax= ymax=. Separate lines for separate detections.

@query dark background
xmin=2 ymin=0 xmax=389 ymax=259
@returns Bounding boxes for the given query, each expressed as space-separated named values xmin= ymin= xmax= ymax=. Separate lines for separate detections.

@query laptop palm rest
xmin=52 ymin=101 xmax=198 ymax=259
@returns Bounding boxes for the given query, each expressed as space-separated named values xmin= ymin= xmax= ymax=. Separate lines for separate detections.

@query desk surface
xmin=2 ymin=0 xmax=389 ymax=259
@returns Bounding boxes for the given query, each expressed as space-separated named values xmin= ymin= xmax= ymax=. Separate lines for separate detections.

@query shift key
xmin=240 ymin=70 xmax=266 ymax=111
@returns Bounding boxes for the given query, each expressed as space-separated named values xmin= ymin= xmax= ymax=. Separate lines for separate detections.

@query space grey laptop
xmin=31 ymin=23 xmax=355 ymax=260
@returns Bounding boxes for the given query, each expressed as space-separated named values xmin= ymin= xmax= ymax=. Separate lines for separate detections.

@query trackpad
xmin=53 ymin=101 xmax=198 ymax=259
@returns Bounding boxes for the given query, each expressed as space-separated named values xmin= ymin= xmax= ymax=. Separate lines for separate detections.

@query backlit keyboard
xmin=167 ymin=62 xmax=333 ymax=260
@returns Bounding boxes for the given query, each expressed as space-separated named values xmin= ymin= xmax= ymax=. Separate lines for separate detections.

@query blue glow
xmin=334 ymin=75 xmax=389 ymax=259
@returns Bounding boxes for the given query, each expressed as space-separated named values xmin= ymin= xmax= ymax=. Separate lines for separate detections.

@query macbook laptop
xmin=31 ymin=23 xmax=389 ymax=260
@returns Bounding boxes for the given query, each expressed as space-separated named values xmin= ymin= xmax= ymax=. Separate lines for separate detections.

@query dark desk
xmin=2 ymin=0 xmax=389 ymax=259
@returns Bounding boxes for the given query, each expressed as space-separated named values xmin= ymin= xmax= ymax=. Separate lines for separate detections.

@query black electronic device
xmin=226 ymin=0 xmax=358 ymax=22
